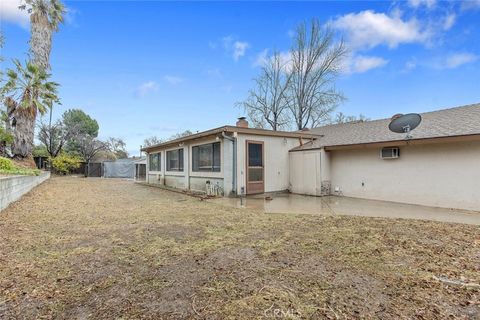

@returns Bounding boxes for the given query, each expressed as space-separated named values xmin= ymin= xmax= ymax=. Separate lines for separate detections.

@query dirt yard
xmin=0 ymin=177 xmax=478 ymax=319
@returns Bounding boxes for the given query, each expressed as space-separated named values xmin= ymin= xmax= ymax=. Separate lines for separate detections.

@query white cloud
xmin=0 ymin=0 xmax=29 ymax=28
xmin=253 ymin=49 xmax=269 ymax=67
xmin=404 ymin=60 xmax=417 ymax=72
xmin=221 ymin=35 xmax=233 ymax=48
xmin=64 ymin=7 xmax=79 ymax=27
xmin=408 ymin=0 xmax=436 ymax=9
xmin=233 ymin=41 xmax=250 ymax=61
xmin=163 ymin=75 xmax=183 ymax=85
xmin=222 ymin=85 xmax=233 ymax=93
xmin=343 ymin=55 xmax=389 ymax=74
xmin=253 ymin=49 xmax=292 ymax=70
xmin=403 ymin=54 xmax=478 ymax=71
xmin=444 ymin=53 xmax=478 ymax=69
xmin=461 ymin=0 xmax=480 ymax=11
xmin=206 ymin=67 xmax=221 ymax=77
xmin=255 ymin=49 xmax=386 ymax=74
xmin=443 ymin=13 xmax=456 ymax=30
xmin=135 ymin=81 xmax=159 ymax=97
xmin=220 ymin=35 xmax=250 ymax=61
xmin=333 ymin=10 xmax=430 ymax=50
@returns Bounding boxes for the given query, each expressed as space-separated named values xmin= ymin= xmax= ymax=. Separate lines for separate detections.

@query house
xmin=142 ymin=103 xmax=480 ymax=211
xmin=133 ymin=157 xmax=147 ymax=181
xmin=290 ymin=103 xmax=480 ymax=211
xmin=141 ymin=117 xmax=318 ymax=196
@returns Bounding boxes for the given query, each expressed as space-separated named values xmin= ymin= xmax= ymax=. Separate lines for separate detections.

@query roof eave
xmin=141 ymin=126 xmax=229 ymax=152
xmin=142 ymin=126 xmax=320 ymax=152
xmin=289 ymin=133 xmax=480 ymax=152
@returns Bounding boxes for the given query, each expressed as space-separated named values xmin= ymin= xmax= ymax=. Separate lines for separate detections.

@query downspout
xmin=222 ymin=132 xmax=237 ymax=195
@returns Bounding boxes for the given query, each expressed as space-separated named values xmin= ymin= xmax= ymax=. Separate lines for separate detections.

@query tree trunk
xmin=30 ymin=12 xmax=52 ymax=71
xmin=12 ymin=108 xmax=36 ymax=157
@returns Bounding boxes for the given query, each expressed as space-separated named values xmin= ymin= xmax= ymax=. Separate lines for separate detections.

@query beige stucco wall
xmin=236 ymin=134 xmax=305 ymax=194
xmin=146 ymin=136 xmax=228 ymax=194
xmin=330 ymin=140 xmax=480 ymax=211
xmin=289 ymin=150 xmax=322 ymax=196
xmin=146 ymin=133 xmax=307 ymax=196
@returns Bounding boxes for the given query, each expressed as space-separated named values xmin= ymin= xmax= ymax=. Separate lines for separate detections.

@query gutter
xmin=222 ymin=132 xmax=237 ymax=195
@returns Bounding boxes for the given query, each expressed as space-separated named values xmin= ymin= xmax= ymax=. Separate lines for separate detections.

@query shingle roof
xmin=291 ymin=103 xmax=480 ymax=151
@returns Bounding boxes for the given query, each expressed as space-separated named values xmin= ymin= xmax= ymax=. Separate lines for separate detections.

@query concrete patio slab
xmin=211 ymin=194 xmax=480 ymax=225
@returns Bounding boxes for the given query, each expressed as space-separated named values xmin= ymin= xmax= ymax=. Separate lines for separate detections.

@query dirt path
xmin=0 ymin=176 xmax=479 ymax=319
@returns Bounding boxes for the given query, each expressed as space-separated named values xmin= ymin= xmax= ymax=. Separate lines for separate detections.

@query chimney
xmin=236 ymin=117 xmax=249 ymax=128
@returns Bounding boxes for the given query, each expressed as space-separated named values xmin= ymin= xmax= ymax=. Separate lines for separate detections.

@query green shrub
xmin=0 ymin=157 xmax=41 ymax=176
xmin=0 ymin=127 xmax=13 ymax=145
xmin=50 ymin=154 xmax=82 ymax=175
xmin=0 ymin=157 xmax=15 ymax=170
xmin=33 ymin=145 xmax=49 ymax=157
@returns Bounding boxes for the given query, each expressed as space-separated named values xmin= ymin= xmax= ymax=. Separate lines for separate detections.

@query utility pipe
xmin=222 ymin=132 xmax=237 ymax=195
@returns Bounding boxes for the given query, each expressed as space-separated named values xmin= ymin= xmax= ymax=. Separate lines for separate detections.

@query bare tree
xmin=170 ymin=130 xmax=193 ymax=140
xmin=143 ymin=136 xmax=162 ymax=147
xmin=106 ymin=137 xmax=128 ymax=159
xmin=238 ymin=52 xmax=292 ymax=130
xmin=288 ymin=19 xmax=347 ymax=130
xmin=76 ymin=135 xmax=108 ymax=163
xmin=37 ymin=118 xmax=76 ymax=157
xmin=143 ymin=130 xmax=193 ymax=148
xmin=333 ymin=112 xmax=369 ymax=124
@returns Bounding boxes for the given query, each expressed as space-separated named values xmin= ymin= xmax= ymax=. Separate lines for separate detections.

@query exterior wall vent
xmin=381 ymin=147 xmax=400 ymax=159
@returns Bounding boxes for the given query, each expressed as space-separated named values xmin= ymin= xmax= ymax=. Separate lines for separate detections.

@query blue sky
xmin=1 ymin=0 xmax=480 ymax=156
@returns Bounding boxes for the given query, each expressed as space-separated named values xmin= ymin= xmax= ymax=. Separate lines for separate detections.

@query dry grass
xmin=0 ymin=176 xmax=478 ymax=319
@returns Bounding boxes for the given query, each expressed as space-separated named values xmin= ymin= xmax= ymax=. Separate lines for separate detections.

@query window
xmin=192 ymin=142 xmax=221 ymax=172
xmin=248 ymin=143 xmax=263 ymax=167
xmin=167 ymin=148 xmax=184 ymax=171
xmin=149 ymin=153 xmax=161 ymax=171
xmin=381 ymin=147 xmax=400 ymax=159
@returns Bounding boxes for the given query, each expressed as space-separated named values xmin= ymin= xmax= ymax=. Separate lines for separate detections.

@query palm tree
xmin=5 ymin=0 xmax=65 ymax=158
xmin=20 ymin=0 xmax=65 ymax=71
xmin=1 ymin=60 xmax=60 ymax=157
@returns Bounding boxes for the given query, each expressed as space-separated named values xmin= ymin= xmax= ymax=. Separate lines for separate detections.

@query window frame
xmin=149 ymin=152 xmax=161 ymax=172
xmin=192 ymin=142 xmax=221 ymax=173
xmin=166 ymin=148 xmax=184 ymax=172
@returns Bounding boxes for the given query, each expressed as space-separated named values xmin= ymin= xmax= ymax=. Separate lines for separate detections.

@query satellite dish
xmin=388 ymin=113 xmax=422 ymax=139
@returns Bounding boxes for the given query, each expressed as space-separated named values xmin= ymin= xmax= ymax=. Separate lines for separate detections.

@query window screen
xmin=192 ymin=142 xmax=221 ymax=172
xmin=149 ymin=153 xmax=161 ymax=171
xmin=248 ymin=143 xmax=263 ymax=167
xmin=167 ymin=148 xmax=184 ymax=171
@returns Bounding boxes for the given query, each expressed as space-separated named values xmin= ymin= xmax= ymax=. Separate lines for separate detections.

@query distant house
xmin=133 ymin=157 xmax=146 ymax=181
xmin=142 ymin=104 xmax=480 ymax=211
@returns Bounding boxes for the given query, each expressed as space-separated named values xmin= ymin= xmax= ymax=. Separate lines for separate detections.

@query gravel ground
xmin=0 ymin=176 xmax=479 ymax=319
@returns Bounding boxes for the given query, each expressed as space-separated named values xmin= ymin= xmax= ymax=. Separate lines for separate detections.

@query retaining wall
xmin=0 ymin=172 xmax=50 ymax=211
